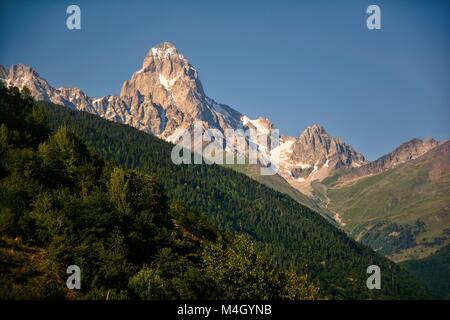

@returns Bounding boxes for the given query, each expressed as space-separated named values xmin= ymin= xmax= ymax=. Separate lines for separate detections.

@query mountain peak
xmin=144 ymin=41 xmax=185 ymax=64
xmin=282 ymin=122 xmax=366 ymax=192
xmin=302 ymin=124 xmax=327 ymax=136
xmin=114 ymin=42 xmax=245 ymax=137
xmin=0 ymin=64 xmax=58 ymax=103
xmin=7 ymin=64 xmax=40 ymax=78
xmin=154 ymin=41 xmax=177 ymax=50
xmin=121 ymin=41 xmax=201 ymax=98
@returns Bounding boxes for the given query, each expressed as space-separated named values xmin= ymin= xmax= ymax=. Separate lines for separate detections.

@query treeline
xmin=0 ymin=85 xmax=321 ymax=299
xmin=33 ymin=88 xmax=431 ymax=299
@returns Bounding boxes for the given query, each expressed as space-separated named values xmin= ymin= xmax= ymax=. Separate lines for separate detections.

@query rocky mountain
xmin=0 ymin=65 xmax=7 ymax=79
xmin=0 ymin=42 xmax=367 ymax=192
xmin=0 ymin=43 xmax=243 ymax=140
xmin=267 ymin=124 xmax=367 ymax=194
xmin=332 ymin=138 xmax=441 ymax=183
xmin=118 ymin=42 xmax=243 ymax=139
xmin=2 ymin=41 xmax=448 ymax=263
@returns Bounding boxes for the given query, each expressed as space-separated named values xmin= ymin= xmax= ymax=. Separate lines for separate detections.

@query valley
xmin=319 ymin=140 xmax=450 ymax=262
xmin=1 ymin=41 xmax=448 ymax=299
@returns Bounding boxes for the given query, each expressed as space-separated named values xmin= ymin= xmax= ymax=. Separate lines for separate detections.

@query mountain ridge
xmin=0 ymin=42 xmax=446 ymax=234
xmin=321 ymin=140 xmax=450 ymax=261
xmin=329 ymin=138 xmax=444 ymax=184
xmin=33 ymin=92 xmax=431 ymax=299
xmin=0 ymin=42 xmax=368 ymax=192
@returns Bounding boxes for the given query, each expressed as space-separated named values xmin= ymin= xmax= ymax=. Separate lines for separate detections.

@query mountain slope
xmin=0 ymin=86 xmax=321 ymax=300
xmin=321 ymin=141 xmax=450 ymax=261
xmin=400 ymin=244 xmax=450 ymax=299
xmin=35 ymin=96 xmax=430 ymax=299
xmin=224 ymin=163 xmax=337 ymax=224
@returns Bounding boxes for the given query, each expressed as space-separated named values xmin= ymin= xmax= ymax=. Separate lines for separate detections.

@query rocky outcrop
xmin=266 ymin=124 xmax=366 ymax=193
xmin=290 ymin=124 xmax=366 ymax=169
xmin=119 ymin=42 xmax=243 ymax=138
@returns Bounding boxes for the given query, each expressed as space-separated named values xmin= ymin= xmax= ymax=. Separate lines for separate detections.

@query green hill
xmin=322 ymin=143 xmax=450 ymax=262
xmin=29 ymin=95 xmax=431 ymax=299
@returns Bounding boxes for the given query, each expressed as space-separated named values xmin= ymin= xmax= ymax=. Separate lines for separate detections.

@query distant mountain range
xmin=0 ymin=42 xmax=367 ymax=188
xmin=1 ymin=41 xmax=448 ymax=262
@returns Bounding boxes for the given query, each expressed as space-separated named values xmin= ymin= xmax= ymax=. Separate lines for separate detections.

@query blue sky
xmin=1 ymin=0 xmax=449 ymax=160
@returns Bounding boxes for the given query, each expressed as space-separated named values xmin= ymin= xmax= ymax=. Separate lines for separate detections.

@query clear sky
xmin=1 ymin=0 xmax=449 ymax=160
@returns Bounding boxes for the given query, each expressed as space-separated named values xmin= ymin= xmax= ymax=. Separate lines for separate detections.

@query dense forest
xmin=401 ymin=244 xmax=450 ymax=299
xmin=0 ymin=85 xmax=323 ymax=299
xmin=0 ymin=85 xmax=430 ymax=299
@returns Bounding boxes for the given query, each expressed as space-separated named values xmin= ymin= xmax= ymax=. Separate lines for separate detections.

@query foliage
xmin=401 ymin=244 xmax=450 ymax=299
xmin=35 ymin=91 xmax=431 ymax=299
xmin=0 ymin=85 xmax=322 ymax=300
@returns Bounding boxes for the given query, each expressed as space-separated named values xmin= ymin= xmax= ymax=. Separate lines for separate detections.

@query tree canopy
xmin=0 ymin=85 xmax=322 ymax=300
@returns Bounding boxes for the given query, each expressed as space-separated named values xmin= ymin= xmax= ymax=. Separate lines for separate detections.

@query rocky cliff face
xmin=2 ymin=64 xmax=64 ymax=104
xmin=0 ymin=42 xmax=243 ymax=139
xmin=118 ymin=42 xmax=243 ymax=138
xmin=0 ymin=65 xmax=8 ymax=79
xmin=291 ymin=124 xmax=366 ymax=169
xmin=0 ymin=64 xmax=99 ymax=114
xmin=266 ymin=124 xmax=367 ymax=193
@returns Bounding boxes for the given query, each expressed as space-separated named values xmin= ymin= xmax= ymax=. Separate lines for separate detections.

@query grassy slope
xmin=40 ymin=101 xmax=430 ymax=299
xmin=0 ymin=237 xmax=74 ymax=299
xmin=323 ymin=145 xmax=450 ymax=261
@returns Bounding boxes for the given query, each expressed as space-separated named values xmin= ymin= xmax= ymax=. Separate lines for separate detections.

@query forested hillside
xmin=0 ymin=85 xmax=322 ymax=299
xmin=23 ymin=88 xmax=432 ymax=299
xmin=401 ymin=244 xmax=450 ymax=299
xmin=223 ymin=163 xmax=336 ymax=224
